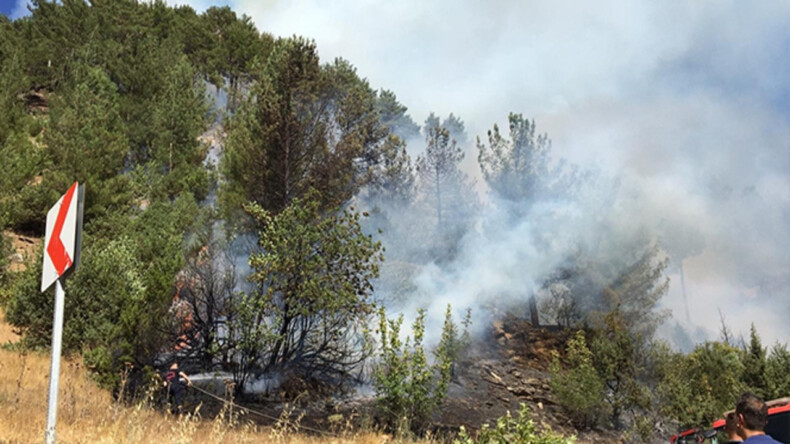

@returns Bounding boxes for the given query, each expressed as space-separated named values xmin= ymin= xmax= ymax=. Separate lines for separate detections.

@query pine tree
xmin=477 ymin=113 xmax=551 ymax=204
xmin=415 ymin=125 xmax=475 ymax=232
xmin=222 ymin=38 xmax=389 ymax=218
xmin=742 ymin=324 xmax=769 ymax=398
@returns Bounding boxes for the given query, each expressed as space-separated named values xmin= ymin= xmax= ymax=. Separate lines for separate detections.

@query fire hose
xmin=189 ymin=384 xmax=332 ymax=436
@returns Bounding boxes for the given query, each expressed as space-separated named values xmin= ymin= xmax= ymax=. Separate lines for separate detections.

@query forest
xmin=1 ymin=1 xmax=788 ymax=442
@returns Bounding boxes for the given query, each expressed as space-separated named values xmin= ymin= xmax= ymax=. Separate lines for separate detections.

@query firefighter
xmin=735 ymin=392 xmax=781 ymax=443
xmin=162 ymin=361 xmax=192 ymax=414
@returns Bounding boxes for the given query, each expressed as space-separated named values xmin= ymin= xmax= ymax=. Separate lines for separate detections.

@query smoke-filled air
xmin=231 ymin=0 xmax=790 ymax=347
xmin=0 ymin=1 xmax=788 ymax=443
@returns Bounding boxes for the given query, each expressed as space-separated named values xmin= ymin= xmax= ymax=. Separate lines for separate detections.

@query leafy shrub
xmin=549 ymin=330 xmax=605 ymax=428
xmin=455 ymin=404 xmax=575 ymax=444
xmin=374 ymin=305 xmax=467 ymax=435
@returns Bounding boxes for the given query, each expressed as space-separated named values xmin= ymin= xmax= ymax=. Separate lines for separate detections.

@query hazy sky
xmin=7 ymin=0 xmax=790 ymax=346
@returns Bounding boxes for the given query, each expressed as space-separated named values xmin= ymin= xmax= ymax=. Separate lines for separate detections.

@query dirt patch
xmin=4 ymin=231 xmax=41 ymax=273
xmin=435 ymin=315 xmax=622 ymax=442
xmin=0 ymin=309 xmax=20 ymax=344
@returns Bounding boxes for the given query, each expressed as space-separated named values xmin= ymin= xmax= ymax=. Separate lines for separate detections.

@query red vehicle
xmin=670 ymin=398 xmax=790 ymax=443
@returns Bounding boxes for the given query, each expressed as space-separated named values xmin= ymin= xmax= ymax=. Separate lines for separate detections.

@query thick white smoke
xmin=166 ymin=0 xmax=789 ymax=348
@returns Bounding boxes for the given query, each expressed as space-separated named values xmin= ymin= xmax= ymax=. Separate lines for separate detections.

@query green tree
xmin=655 ymin=341 xmax=745 ymax=428
xmin=202 ymin=6 xmax=264 ymax=110
xmin=5 ymin=194 xmax=198 ymax=388
xmin=146 ymin=54 xmax=210 ymax=200
xmin=0 ymin=18 xmax=27 ymax=146
xmin=172 ymin=5 xmax=217 ymax=80
xmin=4 ymin=249 xmax=52 ymax=348
xmin=23 ymin=0 xmax=97 ymax=89
xmin=44 ymin=63 xmax=132 ymax=227
xmin=222 ymin=38 xmax=389 ymax=218
xmin=766 ymin=343 xmax=790 ymax=399
xmin=67 ymin=237 xmax=149 ymax=388
xmin=434 ymin=305 xmax=472 ymax=377
xmin=477 ymin=113 xmax=551 ymax=204
xmin=0 ymin=21 xmax=50 ymax=232
xmin=590 ymin=309 xmax=652 ymax=430
xmin=742 ymin=324 xmax=769 ymax=398
xmin=362 ymin=134 xmax=416 ymax=208
xmin=240 ymin=192 xmax=383 ymax=389
xmin=415 ymin=125 xmax=476 ymax=239
xmin=0 ymin=227 xmax=12 ymax=305
xmin=597 ymin=244 xmax=670 ymax=338
xmin=424 ymin=112 xmax=467 ymax=146
xmin=376 ymin=89 xmax=420 ymax=141
xmin=550 ymin=330 xmax=605 ymax=428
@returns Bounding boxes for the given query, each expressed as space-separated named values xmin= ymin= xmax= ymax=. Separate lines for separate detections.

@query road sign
xmin=40 ymin=182 xmax=84 ymax=444
xmin=41 ymin=182 xmax=84 ymax=292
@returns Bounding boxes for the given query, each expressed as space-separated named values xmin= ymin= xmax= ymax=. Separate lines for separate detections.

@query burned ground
xmin=186 ymin=315 xmax=624 ymax=442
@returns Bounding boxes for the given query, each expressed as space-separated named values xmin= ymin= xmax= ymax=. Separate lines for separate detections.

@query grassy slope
xmin=0 ymin=311 xmax=416 ymax=444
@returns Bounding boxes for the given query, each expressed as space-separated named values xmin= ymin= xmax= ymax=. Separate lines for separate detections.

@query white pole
xmin=45 ymin=279 xmax=65 ymax=444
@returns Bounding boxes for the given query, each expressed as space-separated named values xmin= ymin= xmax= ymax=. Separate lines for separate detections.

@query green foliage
xmin=766 ymin=342 xmax=790 ymax=399
xmin=4 ymin=248 xmax=52 ymax=348
xmin=416 ymin=124 xmax=464 ymax=227
xmin=238 ymin=192 xmax=383 ymax=389
xmin=0 ymin=37 xmax=27 ymax=146
xmin=201 ymin=6 xmax=266 ymax=110
xmin=1 ymin=0 xmax=218 ymax=233
xmin=5 ymin=196 xmax=198 ymax=387
xmin=424 ymin=112 xmax=467 ymax=146
xmin=222 ymin=37 xmax=389 ymax=218
xmin=0 ymin=34 xmax=49 ymax=231
xmin=44 ymin=63 xmax=131 ymax=226
xmin=590 ymin=308 xmax=653 ymax=430
xmin=742 ymin=324 xmax=769 ymax=398
xmin=376 ymin=89 xmax=420 ymax=141
xmin=596 ymin=244 xmax=670 ymax=338
xmin=550 ymin=330 xmax=605 ymax=428
xmin=68 ymin=237 xmax=148 ymax=388
xmin=434 ymin=305 xmax=472 ymax=373
xmin=363 ymin=134 xmax=415 ymax=208
xmin=144 ymin=54 xmax=211 ymax=200
xmin=374 ymin=307 xmax=461 ymax=435
xmin=454 ymin=404 xmax=575 ymax=444
xmin=654 ymin=340 xmax=745 ymax=428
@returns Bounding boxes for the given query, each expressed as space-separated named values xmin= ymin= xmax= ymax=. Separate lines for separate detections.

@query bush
xmin=374 ymin=306 xmax=465 ymax=436
xmin=549 ymin=330 xmax=605 ymax=428
xmin=455 ymin=404 xmax=575 ymax=444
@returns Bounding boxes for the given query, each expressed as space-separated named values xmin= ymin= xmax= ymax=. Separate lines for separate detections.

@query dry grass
xmin=0 ymin=311 xmax=429 ymax=444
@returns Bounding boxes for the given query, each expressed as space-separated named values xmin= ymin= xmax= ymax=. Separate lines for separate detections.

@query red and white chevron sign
xmin=41 ymin=182 xmax=84 ymax=292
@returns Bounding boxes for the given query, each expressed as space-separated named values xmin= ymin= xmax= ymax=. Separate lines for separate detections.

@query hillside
xmin=1 ymin=301 xmax=599 ymax=443
xmin=0 ymin=308 xmax=427 ymax=444
xmin=1 ymin=3 xmax=788 ymax=444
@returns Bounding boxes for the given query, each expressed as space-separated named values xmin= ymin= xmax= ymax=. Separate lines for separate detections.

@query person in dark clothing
xmin=736 ymin=392 xmax=781 ymax=443
xmin=163 ymin=361 xmax=192 ymax=413
xmin=724 ymin=411 xmax=743 ymax=443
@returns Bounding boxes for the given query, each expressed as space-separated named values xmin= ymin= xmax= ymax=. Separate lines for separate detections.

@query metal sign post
xmin=45 ymin=280 xmax=66 ymax=444
xmin=41 ymin=182 xmax=84 ymax=444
